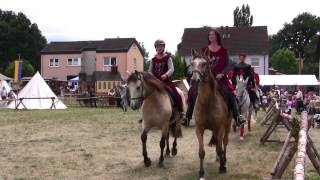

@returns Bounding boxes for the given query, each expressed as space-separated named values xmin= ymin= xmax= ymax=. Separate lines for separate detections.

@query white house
xmin=178 ymin=26 xmax=269 ymax=75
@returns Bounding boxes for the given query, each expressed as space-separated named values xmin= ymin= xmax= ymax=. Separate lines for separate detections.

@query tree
xmin=0 ymin=9 xmax=47 ymax=72
xmin=271 ymin=12 xmax=320 ymax=59
xmin=138 ymin=42 xmax=149 ymax=71
xmin=172 ymin=52 xmax=186 ymax=80
xmin=269 ymin=12 xmax=320 ymax=76
xmin=270 ymin=49 xmax=298 ymax=74
xmin=4 ymin=60 xmax=35 ymax=78
xmin=233 ymin=4 xmax=253 ymax=27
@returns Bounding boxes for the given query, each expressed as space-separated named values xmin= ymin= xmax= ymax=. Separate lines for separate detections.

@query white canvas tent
xmin=259 ymin=75 xmax=319 ymax=86
xmin=7 ymin=72 xmax=67 ymax=109
xmin=0 ymin=73 xmax=13 ymax=81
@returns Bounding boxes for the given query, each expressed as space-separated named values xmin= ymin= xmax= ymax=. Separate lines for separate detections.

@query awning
xmin=69 ymin=76 xmax=79 ymax=82
xmin=259 ymin=75 xmax=319 ymax=86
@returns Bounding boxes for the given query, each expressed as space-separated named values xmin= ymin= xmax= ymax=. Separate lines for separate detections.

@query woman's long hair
xmin=207 ymin=29 xmax=222 ymax=46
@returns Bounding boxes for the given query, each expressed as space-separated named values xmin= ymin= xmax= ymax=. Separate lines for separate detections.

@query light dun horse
xmin=127 ymin=71 xmax=183 ymax=167
xmin=235 ymin=75 xmax=254 ymax=140
xmin=191 ymin=49 xmax=232 ymax=179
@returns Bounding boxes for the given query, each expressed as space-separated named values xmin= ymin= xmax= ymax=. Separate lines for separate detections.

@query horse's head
xmin=235 ymin=75 xmax=249 ymax=98
xmin=190 ymin=49 xmax=211 ymax=84
xmin=127 ymin=70 xmax=144 ymax=110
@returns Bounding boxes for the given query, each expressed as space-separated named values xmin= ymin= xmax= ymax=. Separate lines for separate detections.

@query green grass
xmin=0 ymin=108 xmax=319 ymax=180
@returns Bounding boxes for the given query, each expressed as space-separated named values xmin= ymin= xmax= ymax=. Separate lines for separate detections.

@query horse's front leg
xmin=141 ymin=130 xmax=151 ymax=167
xmin=196 ymin=127 xmax=205 ymax=179
xmin=216 ymin=139 xmax=227 ymax=173
xmin=159 ymin=132 xmax=166 ymax=167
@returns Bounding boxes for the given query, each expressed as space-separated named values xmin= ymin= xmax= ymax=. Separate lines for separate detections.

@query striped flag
xmin=14 ymin=60 xmax=23 ymax=82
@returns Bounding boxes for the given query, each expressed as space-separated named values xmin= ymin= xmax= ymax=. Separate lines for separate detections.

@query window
xmin=104 ymin=57 xmax=117 ymax=66
xmin=103 ymin=82 xmax=107 ymax=89
xmin=67 ymin=58 xmax=81 ymax=66
xmin=251 ymin=58 xmax=260 ymax=67
xmin=132 ymin=44 xmax=137 ymax=49
xmin=133 ymin=58 xmax=137 ymax=70
xmin=113 ymin=82 xmax=116 ymax=87
xmin=98 ymin=82 xmax=102 ymax=89
xmin=49 ymin=58 xmax=59 ymax=67
xmin=108 ymin=82 xmax=111 ymax=89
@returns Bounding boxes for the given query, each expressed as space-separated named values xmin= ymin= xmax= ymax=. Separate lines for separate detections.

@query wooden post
xmin=270 ymin=111 xmax=320 ymax=179
xmin=294 ymin=111 xmax=308 ymax=180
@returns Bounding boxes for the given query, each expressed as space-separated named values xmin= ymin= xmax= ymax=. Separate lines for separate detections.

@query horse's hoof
xmin=219 ymin=166 xmax=227 ymax=173
xmin=240 ymin=136 xmax=244 ymax=141
xmin=144 ymin=158 xmax=151 ymax=167
xmin=158 ymin=162 xmax=164 ymax=168
xmin=165 ymin=150 xmax=170 ymax=157
xmin=232 ymin=125 xmax=237 ymax=132
xmin=199 ymin=170 xmax=205 ymax=179
xmin=171 ymin=148 xmax=177 ymax=156
xmin=199 ymin=178 xmax=205 ymax=180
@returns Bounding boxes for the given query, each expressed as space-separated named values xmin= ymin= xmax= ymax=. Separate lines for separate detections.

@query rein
xmin=128 ymin=74 xmax=155 ymax=102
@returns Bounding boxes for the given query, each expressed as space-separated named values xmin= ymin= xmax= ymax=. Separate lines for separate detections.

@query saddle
xmin=164 ymin=86 xmax=182 ymax=112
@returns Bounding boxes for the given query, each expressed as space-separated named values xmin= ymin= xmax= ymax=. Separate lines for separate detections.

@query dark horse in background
xmin=127 ymin=71 xmax=183 ymax=167
xmin=191 ymin=49 xmax=232 ymax=179
xmin=114 ymin=85 xmax=129 ymax=112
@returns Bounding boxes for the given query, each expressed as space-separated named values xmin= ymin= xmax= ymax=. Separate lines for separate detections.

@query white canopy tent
xmin=259 ymin=75 xmax=319 ymax=86
xmin=0 ymin=73 xmax=13 ymax=81
xmin=7 ymin=72 xmax=67 ymax=109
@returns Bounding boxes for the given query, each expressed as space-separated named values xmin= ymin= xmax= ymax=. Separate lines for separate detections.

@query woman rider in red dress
xmin=202 ymin=29 xmax=245 ymax=127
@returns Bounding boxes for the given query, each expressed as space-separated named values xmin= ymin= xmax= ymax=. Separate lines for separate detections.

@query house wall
xmin=96 ymin=52 xmax=127 ymax=78
xmin=41 ymin=43 xmax=144 ymax=81
xmin=95 ymin=80 xmax=122 ymax=94
xmin=182 ymin=54 xmax=269 ymax=75
xmin=41 ymin=54 xmax=81 ymax=81
xmin=126 ymin=43 xmax=144 ymax=78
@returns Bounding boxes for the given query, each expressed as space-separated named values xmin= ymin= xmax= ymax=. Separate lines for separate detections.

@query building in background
xmin=41 ymin=38 xmax=144 ymax=94
xmin=178 ymin=26 xmax=269 ymax=75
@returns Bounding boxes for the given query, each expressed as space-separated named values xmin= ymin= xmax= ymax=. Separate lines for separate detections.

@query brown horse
xmin=191 ymin=49 xmax=232 ymax=179
xmin=127 ymin=71 xmax=183 ymax=167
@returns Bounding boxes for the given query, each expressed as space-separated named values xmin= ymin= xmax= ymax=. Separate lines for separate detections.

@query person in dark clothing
xmin=231 ymin=53 xmax=259 ymax=111
xmin=89 ymin=87 xmax=97 ymax=107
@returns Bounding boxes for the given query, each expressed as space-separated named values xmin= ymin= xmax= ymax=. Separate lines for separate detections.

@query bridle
xmin=128 ymin=72 xmax=155 ymax=103
xmin=191 ymin=56 xmax=213 ymax=83
xmin=128 ymin=73 xmax=144 ymax=102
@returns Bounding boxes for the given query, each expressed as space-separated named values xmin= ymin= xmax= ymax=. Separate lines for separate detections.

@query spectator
xmin=1 ymin=87 xmax=7 ymax=100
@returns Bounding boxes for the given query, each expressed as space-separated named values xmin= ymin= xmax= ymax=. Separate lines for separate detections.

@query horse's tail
xmin=169 ymin=112 xmax=182 ymax=138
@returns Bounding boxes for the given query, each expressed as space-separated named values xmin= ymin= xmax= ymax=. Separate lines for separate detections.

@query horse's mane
xmin=127 ymin=71 xmax=166 ymax=93
xmin=142 ymin=72 xmax=166 ymax=93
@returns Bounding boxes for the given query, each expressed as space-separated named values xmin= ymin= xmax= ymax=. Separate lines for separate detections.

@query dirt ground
xmin=0 ymin=108 xmax=319 ymax=180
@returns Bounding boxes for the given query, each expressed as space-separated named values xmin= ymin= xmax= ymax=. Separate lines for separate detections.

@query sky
xmin=1 ymin=0 xmax=320 ymax=58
